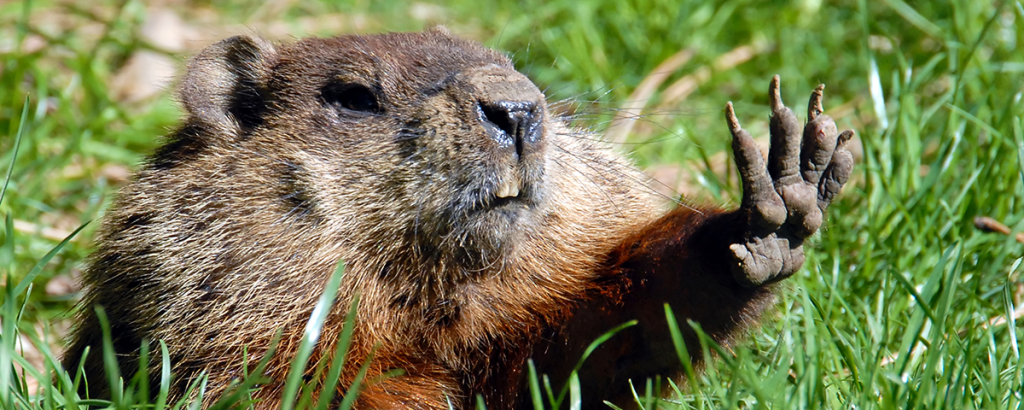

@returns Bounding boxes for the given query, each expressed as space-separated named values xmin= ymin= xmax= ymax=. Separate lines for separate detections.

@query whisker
xmin=549 ymin=147 xmax=628 ymax=217
xmin=552 ymin=136 xmax=688 ymax=208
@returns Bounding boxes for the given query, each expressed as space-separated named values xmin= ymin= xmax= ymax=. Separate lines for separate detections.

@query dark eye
xmin=322 ymin=83 xmax=381 ymax=113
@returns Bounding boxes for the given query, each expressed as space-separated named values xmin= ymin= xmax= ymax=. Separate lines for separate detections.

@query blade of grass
xmin=71 ymin=346 xmax=90 ymax=405
xmin=567 ymin=372 xmax=581 ymax=410
xmin=1003 ymin=258 xmax=1022 ymax=361
xmin=208 ymin=332 xmax=284 ymax=410
xmin=313 ymin=293 xmax=361 ymax=410
xmin=94 ymin=307 xmax=123 ymax=407
xmin=664 ymin=304 xmax=700 ymax=400
xmin=527 ymin=360 xmax=544 ymax=410
xmin=3 ymin=216 xmax=12 ymax=274
xmin=552 ymin=320 xmax=636 ymax=407
xmin=882 ymin=0 xmax=944 ymax=38
xmin=1 ymin=277 xmax=19 ymax=409
xmin=281 ymin=260 xmax=346 ymax=410
xmin=890 ymin=270 xmax=940 ymax=325
xmin=809 ymin=296 xmax=861 ymax=390
xmin=13 ymin=221 xmax=90 ymax=296
xmin=1015 ymin=117 xmax=1024 ymax=187
xmin=0 ymin=96 xmax=29 ymax=208
xmin=543 ymin=374 xmax=556 ymax=409
xmin=27 ymin=326 xmax=81 ymax=409
xmin=156 ymin=341 xmax=171 ymax=410
xmin=337 ymin=348 xmax=377 ymax=410
xmin=133 ymin=337 xmax=151 ymax=404
xmin=893 ymin=246 xmax=955 ymax=374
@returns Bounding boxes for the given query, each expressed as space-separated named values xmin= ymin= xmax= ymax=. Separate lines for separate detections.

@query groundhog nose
xmin=477 ymin=100 xmax=543 ymax=159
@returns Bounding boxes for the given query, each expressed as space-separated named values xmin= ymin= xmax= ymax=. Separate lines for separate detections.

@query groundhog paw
xmin=723 ymin=75 xmax=853 ymax=287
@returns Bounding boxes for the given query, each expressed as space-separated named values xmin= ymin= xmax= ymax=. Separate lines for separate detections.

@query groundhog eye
xmin=322 ymin=83 xmax=381 ymax=114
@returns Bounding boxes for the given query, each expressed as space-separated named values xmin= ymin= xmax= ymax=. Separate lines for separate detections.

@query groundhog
xmin=62 ymin=28 xmax=854 ymax=409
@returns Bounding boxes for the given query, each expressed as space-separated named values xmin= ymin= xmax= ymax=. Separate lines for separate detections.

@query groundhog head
xmin=174 ymin=28 xmax=555 ymax=274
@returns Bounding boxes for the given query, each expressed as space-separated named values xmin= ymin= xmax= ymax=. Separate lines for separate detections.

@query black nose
xmin=477 ymin=100 xmax=543 ymax=158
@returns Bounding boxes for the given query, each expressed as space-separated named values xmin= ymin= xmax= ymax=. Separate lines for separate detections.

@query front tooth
xmin=496 ymin=175 xmax=522 ymax=199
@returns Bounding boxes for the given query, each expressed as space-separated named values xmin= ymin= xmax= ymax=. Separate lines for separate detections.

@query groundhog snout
xmin=475 ymin=99 xmax=542 ymax=160
xmin=462 ymin=64 xmax=546 ymax=160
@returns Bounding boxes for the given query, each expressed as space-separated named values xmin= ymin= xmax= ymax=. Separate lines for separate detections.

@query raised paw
xmin=724 ymin=75 xmax=853 ymax=287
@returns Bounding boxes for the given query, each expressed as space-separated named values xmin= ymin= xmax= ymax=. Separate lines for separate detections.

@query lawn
xmin=1 ymin=0 xmax=1022 ymax=408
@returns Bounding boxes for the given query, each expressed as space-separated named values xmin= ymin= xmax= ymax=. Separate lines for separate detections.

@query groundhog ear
xmin=179 ymin=35 xmax=277 ymax=137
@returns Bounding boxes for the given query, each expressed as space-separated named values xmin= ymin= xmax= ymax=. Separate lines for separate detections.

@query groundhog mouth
xmin=485 ymin=188 xmax=527 ymax=210
xmin=475 ymin=174 xmax=533 ymax=213
xmin=490 ymin=195 xmax=520 ymax=208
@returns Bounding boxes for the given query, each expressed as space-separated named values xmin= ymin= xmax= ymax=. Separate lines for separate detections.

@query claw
xmin=725 ymin=102 xmax=742 ymax=133
xmin=837 ymin=129 xmax=854 ymax=145
xmin=808 ymin=84 xmax=825 ymax=120
xmin=769 ymin=75 xmax=784 ymax=113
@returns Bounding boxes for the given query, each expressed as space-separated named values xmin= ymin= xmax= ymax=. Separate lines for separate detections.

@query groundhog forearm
xmin=530 ymin=77 xmax=853 ymax=407
xmin=529 ymin=206 xmax=776 ymax=408
xmin=615 ymin=206 xmax=778 ymax=341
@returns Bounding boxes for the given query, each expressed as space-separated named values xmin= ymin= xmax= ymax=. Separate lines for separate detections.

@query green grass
xmin=2 ymin=0 xmax=1023 ymax=408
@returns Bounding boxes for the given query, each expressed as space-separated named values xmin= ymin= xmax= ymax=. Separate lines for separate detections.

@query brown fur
xmin=63 ymin=29 xmax=837 ymax=409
